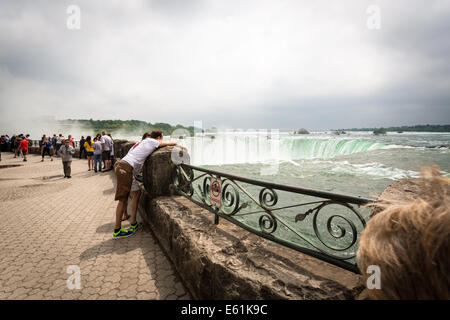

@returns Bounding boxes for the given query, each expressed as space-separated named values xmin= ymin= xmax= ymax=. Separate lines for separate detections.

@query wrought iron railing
xmin=171 ymin=163 xmax=375 ymax=274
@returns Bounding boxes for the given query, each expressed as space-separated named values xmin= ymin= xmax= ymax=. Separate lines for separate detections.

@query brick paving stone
xmin=136 ymin=291 xmax=158 ymax=300
xmin=0 ymin=154 xmax=190 ymax=300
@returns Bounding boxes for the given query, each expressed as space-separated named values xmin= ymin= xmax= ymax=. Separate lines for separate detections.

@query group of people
xmin=45 ymin=131 xmax=115 ymax=177
xmin=2 ymin=130 xmax=175 ymax=238
xmin=36 ymin=133 xmax=85 ymax=178
xmin=4 ymin=130 xmax=177 ymax=237
xmin=80 ymin=132 xmax=115 ymax=172
xmin=38 ymin=133 xmax=75 ymax=162
xmin=0 ymin=134 xmax=31 ymax=162
xmin=1 ymin=131 xmax=117 ymax=179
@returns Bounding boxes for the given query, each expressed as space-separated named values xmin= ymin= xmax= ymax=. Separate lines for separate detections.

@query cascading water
xmin=280 ymin=138 xmax=387 ymax=160
xmin=175 ymin=134 xmax=388 ymax=166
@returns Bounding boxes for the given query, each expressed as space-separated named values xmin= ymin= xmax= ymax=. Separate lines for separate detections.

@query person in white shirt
xmin=56 ymin=134 xmax=65 ymax=155
xmin=93 ymin=137 xmax=103 ymax=172
xmin=101 ymin=131 xmax=113 ymax=171
xmin=107 ymin=133 xmax=115 ymax=166
xmin=112 ymin=130 xmax=178 ymax=239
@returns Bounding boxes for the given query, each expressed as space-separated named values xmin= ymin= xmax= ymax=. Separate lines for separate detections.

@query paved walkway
xmin=0 ymin=153 xmax=189 ymax=300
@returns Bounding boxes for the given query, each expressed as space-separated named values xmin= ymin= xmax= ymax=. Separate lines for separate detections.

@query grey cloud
xmin=0 ymin=0 xmax=449 ymax=132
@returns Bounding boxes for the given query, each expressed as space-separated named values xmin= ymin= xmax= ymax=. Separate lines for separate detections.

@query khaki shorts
xmin=114 ymin=161 xmax=133 ymax=201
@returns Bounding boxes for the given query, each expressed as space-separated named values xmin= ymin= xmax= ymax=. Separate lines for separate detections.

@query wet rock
xmin=370 ymin=178 xmax=421 ymax=217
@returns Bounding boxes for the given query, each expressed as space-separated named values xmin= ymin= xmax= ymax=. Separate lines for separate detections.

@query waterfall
xmin=174 ymin=134 xmax=388 ymax=165
xmin=281 ymin=138 xmax=386 ymax=160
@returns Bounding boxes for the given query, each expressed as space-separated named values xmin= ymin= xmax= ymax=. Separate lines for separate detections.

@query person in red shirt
xmin=20 ymin=137 xmax=29 ymax=162
xmin=68 ymin=135 xmax=75 ymax=147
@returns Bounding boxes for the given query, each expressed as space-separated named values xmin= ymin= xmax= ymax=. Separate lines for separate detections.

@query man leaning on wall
xmin=112 ymin=130 xmax=179 ymax=239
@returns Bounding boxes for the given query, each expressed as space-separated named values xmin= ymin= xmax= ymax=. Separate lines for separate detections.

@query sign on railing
xmin=172 ymin=163 xmax=375 ymax=274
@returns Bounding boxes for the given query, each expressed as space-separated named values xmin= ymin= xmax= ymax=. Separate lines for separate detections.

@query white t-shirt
xmin=122 ymin=138 xmax=161 ymax=171
xmin=93 ymin=141 xmax=102 ymax=155
xmin=101 ymin=135 xmax=113 ymax=151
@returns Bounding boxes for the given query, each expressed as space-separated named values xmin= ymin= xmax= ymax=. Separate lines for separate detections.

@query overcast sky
xmin=0 ymin=0 xmax=449 ymax=131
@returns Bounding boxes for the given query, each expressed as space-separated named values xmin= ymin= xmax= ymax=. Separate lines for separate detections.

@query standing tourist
xmin=56 ymin=134 xmax=64 ymax=155
xmin=49 ymin=138 xmax=55 ymax=157
xmin=84 ymin=136 xmax=94 ymax=171
xmin=20 ymin=136 xmax=29 ymax=162
xmin=10 ymin=134 xmax=16 ymax=153
xmin=40 ymin=134 xmax=46 ymax=154
xmin=0 ymin=135 xmax=3 ymax=162
xmin=79 ymin=136 xmax=86 ymax=159
xmin=112 ymin=130 xmax=178 ymax=239
xmin=0 ymin=135 xmax=5 ymax=161
xmin=51 ymin=134 xmax=57 ymax=156
xmin=58 ymin=139 xmax=75 ymax=178
xmin=107 ymin=133 xmax=115 ymax=167
xmin=41 ymin=137 xmax=53 ymax=162
xmin=101 ymin=131 xmax=113 ymax=171
xmin=14 ymin=136 xmax=21 ymax=158
xmin=95 ymin=133 xmax=103 ymax=168
xmin=0 ymin=135 xmax=7 ymax=152
xmin=68 ymin=135 xmax=75 ymax=148
xmin=93 ymin=137 xmax=103 ymax=172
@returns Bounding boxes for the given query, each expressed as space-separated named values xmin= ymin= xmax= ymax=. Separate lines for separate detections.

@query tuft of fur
xmin=357 ymin=166 xmax=450 ymax=299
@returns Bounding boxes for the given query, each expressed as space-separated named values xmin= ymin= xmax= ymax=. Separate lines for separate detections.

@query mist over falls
xmin=176 ymin=136 xmax=388 ymax=166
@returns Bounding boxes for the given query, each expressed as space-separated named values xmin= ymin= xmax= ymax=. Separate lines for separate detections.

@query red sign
xmin=210 ymin=178 xmax=221 ymax=208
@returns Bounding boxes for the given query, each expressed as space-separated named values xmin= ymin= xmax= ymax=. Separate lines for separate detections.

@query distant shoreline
xmin=60 ymin=119 xmax=195 ymax=136
xmin=336 ymin=124 xmax=450 ymax=133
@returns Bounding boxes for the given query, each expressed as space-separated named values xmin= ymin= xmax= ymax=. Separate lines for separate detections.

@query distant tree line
xmin=340 ymin=124 xmax=450 ymax=132
xmin=62 ymin=119 xmax=196 ymax=136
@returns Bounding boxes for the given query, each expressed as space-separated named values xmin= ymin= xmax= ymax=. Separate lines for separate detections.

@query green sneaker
xmin=129 ymin=222 xmax=143 ymax=233
xmin=113 ymin=227 xmax=134 ymax=239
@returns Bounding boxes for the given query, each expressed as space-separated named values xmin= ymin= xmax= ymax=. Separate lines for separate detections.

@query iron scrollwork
xmin=172 ymin=163 xmax=373 ymax=274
